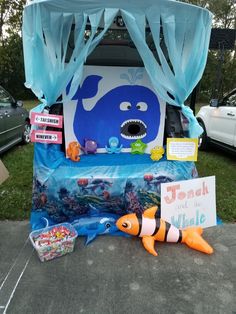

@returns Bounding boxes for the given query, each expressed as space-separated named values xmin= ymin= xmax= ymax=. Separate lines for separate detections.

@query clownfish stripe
xmin=136 ymin=213 xmax=143 ymax=237
xmin=155 ymin=210 xmax=159 ymax=220
xmin=152 ymin=218 xmax=161 ymax=236
xmin=166 ymin=225 xmax=181 ymax=242
xmin=178 ymin=230 xmax=183 ymax=243
xmin=164 ymin=222 xmax=171 ymax=242
xmin=139 ymin=217 xmax=156 ymax=237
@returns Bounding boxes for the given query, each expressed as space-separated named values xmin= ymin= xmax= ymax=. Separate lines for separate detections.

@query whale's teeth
xmin=120 ymin=133 xmax=147 ymax=140
xmin=120 ymin=119 xmax=147 ymax=129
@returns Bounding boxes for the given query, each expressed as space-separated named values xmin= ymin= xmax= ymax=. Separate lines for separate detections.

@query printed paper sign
xmin=161 ymin=176 xmax=217 ymax=229
xmin=167 ymin=138 xmax=198 ymax=161
xmin=31 ymin=130 xmax=62 ymax=144
xmin=63 ymin=65 xmax=166 ymax=154
xmin=30 ymin=112 xmax=63 ymax=128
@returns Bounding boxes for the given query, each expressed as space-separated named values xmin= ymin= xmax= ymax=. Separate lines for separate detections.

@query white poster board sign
xmin=161 ymin=176 xmax=217 ymax=229
xmin=0 ymin=159 xmax=9 ymax=185
xmin=63 ymin=65 xmax=166 ymax=154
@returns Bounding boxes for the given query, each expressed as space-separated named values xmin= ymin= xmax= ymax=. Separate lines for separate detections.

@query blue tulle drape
xmin=23 ymin=5 xmax=118 ymax=105
xmin=22 ymin=0 xmax=212 ymax=138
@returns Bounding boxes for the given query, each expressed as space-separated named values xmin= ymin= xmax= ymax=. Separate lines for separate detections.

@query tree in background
xmin=0 ymin=0 xmax=24 ymax=39
xmin=182 ymin=0 xmax=236 ymax=101
xmin=0 ymin=0 xmax=235 ymax=100
xmin=0 ymin=0 xmax=33 ymax=99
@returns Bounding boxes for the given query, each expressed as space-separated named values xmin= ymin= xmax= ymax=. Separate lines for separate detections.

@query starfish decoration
xmin=130 ymin=139 xmax=147 ymax=154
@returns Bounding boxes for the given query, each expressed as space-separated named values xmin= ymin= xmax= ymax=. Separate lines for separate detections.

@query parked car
xmin=196 ymin=89 xmax=236 ymax=153
xmin=0 ymin=85 xmax=30 ymax=154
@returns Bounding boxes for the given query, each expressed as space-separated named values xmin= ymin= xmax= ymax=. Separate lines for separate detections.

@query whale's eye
xmin=105 ymin=223 xmax=111 ymax=229
xmin=120 ymin=102 xmax=132 ymax=111
xmin=136 ymin=102 xmax=148 ymax=111
xmin=122 ymin=221 xmax=131 ymax=229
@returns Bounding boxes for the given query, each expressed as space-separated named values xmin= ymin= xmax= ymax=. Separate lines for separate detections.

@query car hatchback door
xmin=0 ymin=102 xmax=8 ymax=147
xmin=0 ymin=87 xmax=13 ymax=147
xmin=208 ymin=92 xmax=236 ymax=146
xmin=0 ymin=86 xmax=23 ymax=147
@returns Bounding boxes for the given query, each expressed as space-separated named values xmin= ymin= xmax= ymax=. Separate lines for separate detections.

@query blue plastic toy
xmin=30 ymin=207 xmax=127 ymax=245
xmin=105 ymin=137 xmax=123 ymax=154
xmin=30 ymin=210 xmax=54 ymax=230
xmin=71 ymin=213 xmax=126 ymax=245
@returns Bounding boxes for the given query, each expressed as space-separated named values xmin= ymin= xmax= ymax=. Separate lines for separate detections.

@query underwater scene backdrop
xmin=31 ymin=143 xmax=198 ymax=234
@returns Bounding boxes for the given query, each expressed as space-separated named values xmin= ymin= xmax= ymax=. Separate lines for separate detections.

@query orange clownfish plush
xmin=116 ymin=206 xmax=213 ymax=256
xmin=66 ymin=141 xmax=81 ymax=162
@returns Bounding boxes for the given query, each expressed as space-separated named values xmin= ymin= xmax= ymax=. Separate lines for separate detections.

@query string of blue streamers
xmin=22 ymin=0 xmax=212 ymax=138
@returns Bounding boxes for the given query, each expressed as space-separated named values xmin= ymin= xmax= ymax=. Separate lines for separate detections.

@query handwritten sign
xmin=161 ymin=176 xmax=216 ymax=229
xmin=167 ymin=138 xmax=198 ymax=161
xmin=30 ymin=112 xmax=63 ymax=128
xmin=31 ymin=130 xmax=62 ymax=144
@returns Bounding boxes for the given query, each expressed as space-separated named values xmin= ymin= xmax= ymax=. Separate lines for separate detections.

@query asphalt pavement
xmin=0 ymin=221 xmax=235 ymax=314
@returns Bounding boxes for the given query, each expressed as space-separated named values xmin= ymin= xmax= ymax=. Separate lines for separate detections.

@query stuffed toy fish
xmin=66 ymin=141 xmax=80 ymax=161
xmin=116 ymin=206 xmax=213 ymax=256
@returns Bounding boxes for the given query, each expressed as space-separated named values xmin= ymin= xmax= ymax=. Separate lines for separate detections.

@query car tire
xmin=198 ymin=120 xmax=208 ymax=150
xmin=22 ymin=121 xmax=31 ymax=144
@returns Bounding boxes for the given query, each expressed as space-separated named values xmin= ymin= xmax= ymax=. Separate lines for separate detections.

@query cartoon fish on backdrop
xmin=116 ymin=206 xmax=213 ymax=256
xmin=71 ymin=213 xmax=126 ymax=245
xmin=70 ymin=75 xmax=161 ymax=148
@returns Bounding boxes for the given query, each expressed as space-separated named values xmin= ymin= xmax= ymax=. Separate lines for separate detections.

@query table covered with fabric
xmin=31 ymin=143 xmax=198 ymax=229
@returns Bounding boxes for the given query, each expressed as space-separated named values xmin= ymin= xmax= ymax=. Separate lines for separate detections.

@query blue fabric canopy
xmin=22 ymin=0 xmax=212 ymax=138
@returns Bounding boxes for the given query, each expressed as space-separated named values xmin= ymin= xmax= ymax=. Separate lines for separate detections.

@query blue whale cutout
xmin=70 ymin=75 xmax=161 ymax=148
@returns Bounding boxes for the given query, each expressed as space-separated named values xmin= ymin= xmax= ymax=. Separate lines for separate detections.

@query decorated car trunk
xmin=22 ymin=0 xmax=212 ymax=242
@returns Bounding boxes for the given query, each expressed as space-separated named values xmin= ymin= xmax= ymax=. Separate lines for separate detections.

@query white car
xmin=196 ymin=89 xmax=236 ymax=153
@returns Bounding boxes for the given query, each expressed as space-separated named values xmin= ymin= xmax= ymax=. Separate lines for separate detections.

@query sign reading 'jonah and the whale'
xmin=161 ymin=176 xmax=217 ymax=229
xmin=63 ymin=65 xmax=166 ymax=154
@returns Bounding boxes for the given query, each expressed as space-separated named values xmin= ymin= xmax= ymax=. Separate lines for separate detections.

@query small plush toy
xmin=150 ymin=146 xmax=165 ymax=161
xmin=66 ymin=141 xmax=80 ymax=161
xmin=116 ymin=206 xmax=213 ymax=256
xmin=105 ymin=137 xmax=123 ymax=154
xmin=81 ymin=139 xmax=97 ymax=154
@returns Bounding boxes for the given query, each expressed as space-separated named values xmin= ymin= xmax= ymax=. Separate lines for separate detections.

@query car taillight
xmin=180 ymin=112 xmax=189 ymax=131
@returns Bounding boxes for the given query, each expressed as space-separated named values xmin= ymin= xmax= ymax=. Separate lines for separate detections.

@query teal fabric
xmin=22 ymin=0 xmax=212 ymax=137
xmin=23 ymin=5 xmax=118 ymax=105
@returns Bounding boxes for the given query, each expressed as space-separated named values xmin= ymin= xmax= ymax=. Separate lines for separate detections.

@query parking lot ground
xmin=0 ymin=221 xmax=235 ymax=314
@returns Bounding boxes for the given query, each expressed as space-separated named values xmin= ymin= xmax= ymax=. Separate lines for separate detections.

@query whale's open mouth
xmin=120 ymin=119 xmax=147 ymax=139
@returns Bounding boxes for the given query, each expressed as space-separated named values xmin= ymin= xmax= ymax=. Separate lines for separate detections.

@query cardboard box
xmin=0 ymin=160 xmax=9 ymax=185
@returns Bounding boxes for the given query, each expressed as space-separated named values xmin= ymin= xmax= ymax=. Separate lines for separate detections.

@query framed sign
xmin=167 ymin=138 xmax=198 ymax=161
